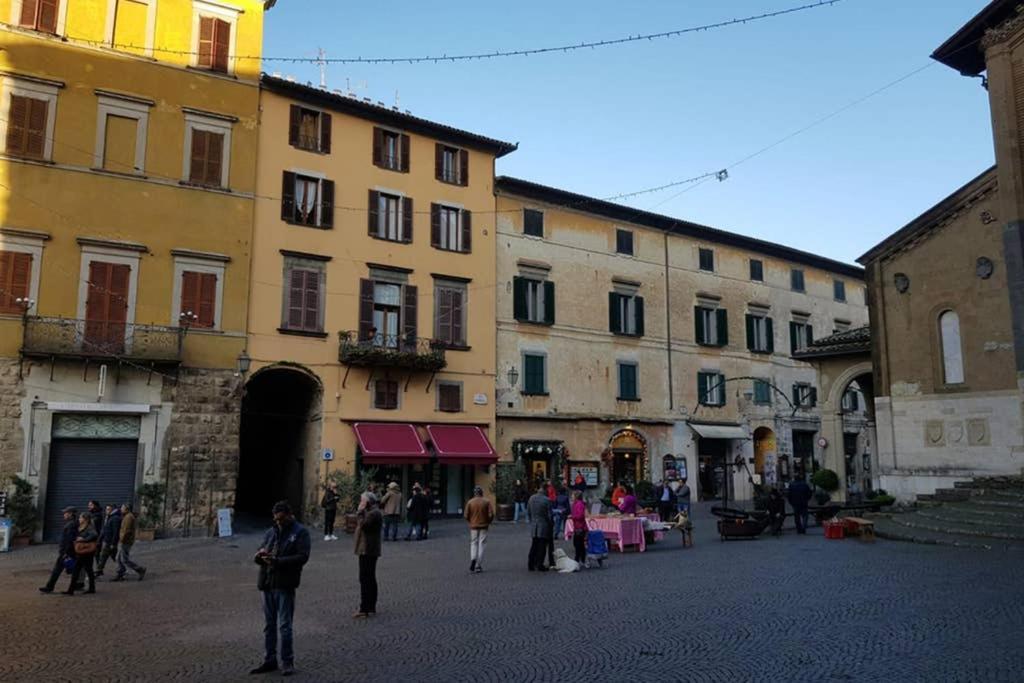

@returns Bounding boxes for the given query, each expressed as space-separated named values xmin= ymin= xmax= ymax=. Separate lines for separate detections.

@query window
xmin=842 ymin=389 xmax=860 ymax=412
xmin=698 ymin=372 xmax=725 ymax=407
xmin=753 ymin=379 xmax=772 ymax=405
xmin=524 ymin=209 xmax=544 ymax=238
xmin=77 ymin=242 xmax=143 ymax=355
xmin=437 ymin=381 xmax=462 ymax=412
xmin=791 ymin=269 xmax=805 ymax=292
xmin=367 ymin=191 xmax=411 ymax=242
xmin=939 ymin=310 xmax=965 ymax=384
xmin=5 ymin=94 xmax=48 ymax=159
xmin=745 ymin=313 xmax=773 ymax=354
xmin=373 ymin=127 xmax=409 ymax=171
xmin=793 ymin=382 xmax=817 ymax=409
xmin=434 ymin=280 xmax=467 ymax=347
xmin=18 ymin=0 xmax=60 ymax=33
xmin=609 ymin=292 xmax=644 ymax=337
xmin=358 ymin=278 xmax=417 ymax=348
xmin=695 ymin=306 xmax=728 ymax=347
xmin=94 ymin=94 xmax=150 ymax=175
xmin=435 ymin=144 xmax=468 ymax=185
xmin=699 ymin=248 xmax=714 ymax=272
xmin=513 ymin=277 xmax=554 ymax=325
xmin=790 ymin=320 xmax=813 ymax=354
xmin=281 ymin=172 xmax=334 ymax=228
xmin=833 ymin=319 xmax=850 ymax=335
xmin=833 ymin=279 xmax=846 ymax=302
xmin=749 ymin=259 xmax=764 ymax=282
xmin=617 ymin=361 xmax=639 ymax=401
xmin=522 ymin=353 xmax=547 ymax=395
xmin=374 ymin=379 xmax=399 ymax=410
xmin=172 ymin=251 xmax=226 ymax=330
xmin=288 ymin=105 xmax=331 ymax=153
xmin=196 ymin=15 xmax=231 ymax=73
xmin=178 ymin=271 xmax=217 ymax=328
xmin=107 ymin=0 xmax=155 ymax=57
xmin=616 ymin=229 xmax=634 ymax=256
xmin=0 ymin=249 xmax=32 ymax=314
xmin=431 ymin=204 xmax=471 ymax=253
xmin=183 ymin=112 xmax=232 ymax=189
xmin=281 ymin=260 xmax=325 ymax=334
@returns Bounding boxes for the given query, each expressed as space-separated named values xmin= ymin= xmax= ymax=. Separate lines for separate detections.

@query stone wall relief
xmin=946 ymin=421 xmax=965 ymax=445
xmin=924 ymin=420 xmax=945 ymax=447
xmin=966 ymin=418 xmax=991 ymax=447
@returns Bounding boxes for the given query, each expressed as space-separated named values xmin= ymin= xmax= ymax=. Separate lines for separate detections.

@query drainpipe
xmin=874 ymin=262 xmax=898 ymax=473
xmin=663 ymin=229 xmax=674 ymax=411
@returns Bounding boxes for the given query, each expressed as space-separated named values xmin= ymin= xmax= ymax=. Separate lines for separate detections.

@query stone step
xmin=913 ymin=507 xmax=1024 ymax=530
xmin=946 ymin=503 xmax=1024 ymax=521
xmin=976 ymin=488 xmax=1024 ymax=501
xmin=873 ymin=516 xmax=1024 ymax=551
xmin=886 ymin=511 xmax=1024 ymax=541
xmin=932 ymin=488 xmax=972 ymax=502
xmin=916 ymin=493 xmax=936 ymax=502
xmin=970 ymin=495 xmax=1024 ymax=510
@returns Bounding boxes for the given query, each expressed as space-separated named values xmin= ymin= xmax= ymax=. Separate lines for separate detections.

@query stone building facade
xmin=495 ymin=177 xmax=869 ymax=502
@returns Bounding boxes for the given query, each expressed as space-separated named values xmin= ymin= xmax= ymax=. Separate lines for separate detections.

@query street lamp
xmin=236 ymin=349 xmax=252 ymax=377
xmin=506 ymin=365 xmax=519 ymax=389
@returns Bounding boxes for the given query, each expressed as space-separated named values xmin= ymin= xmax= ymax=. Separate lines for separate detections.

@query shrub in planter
xmin=811 ymin=468 xmax=840 ymax=493
xmin=492 ymin=462 xmax=525 ymax=521
xmin=8 ymin=475 xmax=39 ymax=542
xmin=327 ymin=467 xmax=378 ymax=533
xmin=137 ymin=482 xmax=166 ymax=539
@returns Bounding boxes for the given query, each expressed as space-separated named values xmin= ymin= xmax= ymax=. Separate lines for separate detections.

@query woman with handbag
xmin=66 ymin=512 xmax=99 ymax=595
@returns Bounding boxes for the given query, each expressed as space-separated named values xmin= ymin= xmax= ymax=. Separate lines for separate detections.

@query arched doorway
xmin=607 ymin=429 xmax=647 ymax=486
xmin=237 ymin=366 xmax=321 ymax=522
xmin=753 ymin=427 xmax=776 ymax=485
xmin=838 ymin=374 xmax=875 ymax=498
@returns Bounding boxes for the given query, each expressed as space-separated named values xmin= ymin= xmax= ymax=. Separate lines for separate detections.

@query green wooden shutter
xmin=809 ymin=387 xmax=818 ymax=407
xmin=609 ymin=292 xmax=621 ymax=333
xmin=513 ymin=277 xmax=527 ymax=321
xmin=766 ymin=318 xmax=775 ymax=353
xmin=746 ymin=314 xmax=755 ymax=351
xmin=635 ymin=296 xmax=645 ymax=337
xmin=697 ymin=372 xmax=706 ymax=405
xmin=695 ymin=307 xmax=705 ymax=345
xmin=715 ymin=374 xmax=725 ymax=405
xmin=792 ymin=384 xmax=801 ymax=407
xmin=807 ymin=325 xmax=814 ymax=345
xmin=716 ymin=309 xmax=728 ymax=347
xmin=790 ymin=322 xmax=798 ymax=355
xmin=543 ymin=281 xmax=555 ymax=325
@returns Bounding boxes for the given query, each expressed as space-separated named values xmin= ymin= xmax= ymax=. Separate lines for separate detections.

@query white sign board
xmin=0 ymin=518 xmax=11 ymax=553
xmin=216 ymin=508 xmax=233 ymax=538
xmin=569 ymin=465 xmax=599 ymax=487
xmin=473 ymin=393 xmax=488 ymax=405
xmin=322 ymin=448 xmax=334 ymax=462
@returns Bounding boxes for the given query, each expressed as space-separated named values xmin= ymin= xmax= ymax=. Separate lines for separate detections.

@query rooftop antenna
xmin=316 ymin=47 xmax=328 ymax=89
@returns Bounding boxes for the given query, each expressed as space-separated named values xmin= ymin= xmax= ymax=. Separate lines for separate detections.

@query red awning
xmin=427 ymin=425 xmax=497 ymax=465
xmin=353 ymin=423 xmax=430 ymax=464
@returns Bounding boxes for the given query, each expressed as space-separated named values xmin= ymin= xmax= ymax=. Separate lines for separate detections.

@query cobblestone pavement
xmin=2 ymin=504 xmax=1023 ymax=682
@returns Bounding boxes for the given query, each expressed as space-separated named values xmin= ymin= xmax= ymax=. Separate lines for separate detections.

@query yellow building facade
xmin=0 ymin=0 xmax=267 ymax=539
xmin=243 ymin=77 xmax=515 ymax=521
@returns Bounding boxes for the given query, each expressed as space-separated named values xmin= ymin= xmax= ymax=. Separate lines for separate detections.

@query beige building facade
xmin=495 ymin=177 xmax=869 ymax=502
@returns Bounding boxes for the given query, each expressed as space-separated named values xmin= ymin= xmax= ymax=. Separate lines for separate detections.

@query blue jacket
xmin=100 ymin=510 xmax=122 ymax=546
xmin=58 ymin=519 xmax=78 ymax=557
xmin=255 ymin=520 xmax=311 ymax=591
xmin=787 ymin=480 xmax=813 ymax=509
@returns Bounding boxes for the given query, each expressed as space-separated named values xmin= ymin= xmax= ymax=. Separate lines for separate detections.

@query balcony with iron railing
xmin=20 ymin=316 xmax=184 ymax=364
xmin=338 ymin=331 xmax=447 ymax=372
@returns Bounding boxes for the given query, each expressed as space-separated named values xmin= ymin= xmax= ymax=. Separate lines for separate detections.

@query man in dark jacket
xmin=39 ymin=507 xmax=78 ymax=593
xmin=87 ymin=500 xmax=104 ymax=539
xmin=250 ymin=500 xmax=311 ymax=677
xmin=353 ymin=493 xmax=383 ymax=618
xmin=527 ymin=483 xmax=553 ymax=571
xmin=95 ymin=504 xmax=122 ymax=576
xmin=787 ymin=475 xmax=813 ymax=534
xmin=404 ymin=485 xmax=429 ymax=541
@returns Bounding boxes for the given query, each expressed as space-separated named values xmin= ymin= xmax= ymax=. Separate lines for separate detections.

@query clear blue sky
xmin=263 ymin=0 xmax=994 ymax=265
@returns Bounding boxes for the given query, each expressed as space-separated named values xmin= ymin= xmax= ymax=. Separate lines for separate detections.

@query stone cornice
xmin=981 ymin=6 xmax=1024 ymax=50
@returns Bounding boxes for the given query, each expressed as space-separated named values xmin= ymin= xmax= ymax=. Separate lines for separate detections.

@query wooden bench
xmin=844 ymin=516 xmax=876 ymax=542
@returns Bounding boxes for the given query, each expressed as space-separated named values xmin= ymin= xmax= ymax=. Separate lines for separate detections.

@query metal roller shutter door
xmin=44 ymin=439 xmax=138 ymax=542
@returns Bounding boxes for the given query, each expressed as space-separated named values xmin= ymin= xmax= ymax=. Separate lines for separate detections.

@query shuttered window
xmin=180 ymin=271 xmax=217 ymax=328
xmin=435 ymin=144 xmax=468 ymax=185
xmin=373 ymin=128 xmax=409 ymax=171
xmin=695 ymin=306 xmax=728 ymax=347
xmin=367 ymin=191 xmax=411 ymax=242
xmin=280 ymin=172 xmax=334 ymax=228
xmin=374 ymin=379 xmax=399 ymax=410
xmin=0 ymin=250 xmax=32 ymax=314
xmin=749 ymin=259 xmax=764 ymax=282
xmin=19 ymin=0 xmax=59 ymax=33
xmin=753 ymin=379 xmax=772 ymax=405
xmin=437 ymin=381 xmax=462 ymax=412
xmin=793 ymin=383 xmax=817 ymax=408
xmin=6 ymin=94 xmax=48 ymax=159
xmin=790 ymin=268 xmax=805 ymax=292
xmin=790 ymin=321 xmax=813 ymax=354
xmin=617 ymin=362 xmax=639 ymax=401
xmin=84 ymin=261 xmax=130 ymax=353
xmin=189 ymin=129 xmax=224 ymax=187
xmin=698 ymin=372 xmax=725 ymax=407
xmin=288 ymin=105 xmax=331 ymax=153
xmin=197 ymin=16 xmax=231 ymax=73
xmin=833 ymin=279 xmax=846 ymax=302
xmin=283 ymin=266 xmax=323 ymax=333
xmin=434 ymin=282 xmax=466 ymax=347
xmin=522 ymin=353 xmax=546 ymax=395
xmin=698 ymin=248 xmax=714 ymax=272
xmin=524 ymin=209 xmax=544 ymax=237
xmin=616 ymin=229 xmax=634 ymax=256
xmin=431 ymin=204 xmax=471 ymax=253
xmin=609 ymin=292 xmax=644 ymax=337
xmin=513 ymin=277 xmax=554 ymax=325
xmin=745 ymin=314 xmax=773 ymax=354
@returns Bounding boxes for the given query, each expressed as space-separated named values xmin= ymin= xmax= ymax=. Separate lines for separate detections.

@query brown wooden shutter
xmin=435 ymin=288 xmax=451 ymax=342
xmin=372 ymin=127 xmax=383 ymax=167
xmin=302 ymin=269 xmax=319 ymax=330
xmin=358 ymin=278 xmax=375 ymax=340
xmin=6 ymin=95 xmax=27 ymax=155
xmin=288 ymin=105 xmax=300 ymax=147
xmin=26 ymin=98 xmax=47 ymax=158
xmin=0 ymin=251 xmax=32 ymax=314
xmin=402 ymin=284 xmax=418 ymax=343
xmin=367 ymin=190 xmax=379 ymax=236
xmin=461 ymin=209 xmax=472 ymax=253
xmin=197 ymin=17 xmax=214 ymax=68
xmin=459 ymin=149 xmax=469 ymax=186
xmin=434 ymin=143 xmax=443 ymax=180
xmin=205 ymin=131 xmax=223 ymax=186
xmin=286 ymin=269 xmax=305 ymax=329
xmin=86 ymin=262 xmax=129 ymax=352
xmin=180 ymin=271 xmax=200 ymax=323
xmin=450 ymin=289 xmax=464 ymax=345
xmin=212 ymin=19 xmax=230 ymax=73
xmin=38 ymin=0 xmax=58 ymax=33
xmin=19 ymin=0 xmax=38 ymax=27
xmin=430 ymin=203 xmax=441 ymax=247
xmin=400 ymin=134 xmax=410 ymax=172
xmin=280 ymin=171 xmax=295 ymax=221
xmin=197 ymin=273 xmax=217 ymax=328
xmin=401 ymin=196 xmax=413 ymax=242
xmin=320 ymin=180 xmax=334 ymax=228
xmin=189 ymin=131 xmax=205 ymax=183
xmin=320 ymin=113 xmax=332 ymax=153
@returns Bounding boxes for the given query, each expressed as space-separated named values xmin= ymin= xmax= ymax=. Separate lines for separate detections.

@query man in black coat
xmin=404 ymin=485 xmax=429 ymax=541
xmin=39 ymin=507 xmax=77 ymax=594
xmin=95 ymin=504 xmax=122 ymax=576
xmin=527 ymin=483 xmax=553 ymax=571
xmin=250 ymin=500 xmax=311 ymax=677
xmin=787 ymin=475 xmax=813 ymax=534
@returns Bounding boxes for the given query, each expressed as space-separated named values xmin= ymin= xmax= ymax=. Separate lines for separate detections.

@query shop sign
xmin=217 ymin=508 xmax=233 ymax=537
xmin=473 ymin=393 xmax=488 ymax=405
xmin=569 ymin=464 xmax=599 ymax=487
xmin=322 ymin=448 xmax=335 ymax=461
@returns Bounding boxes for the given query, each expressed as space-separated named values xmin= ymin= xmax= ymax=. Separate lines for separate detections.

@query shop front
xmin=690 ymin=422 xmax=748 ymax=502
xmin=512 ymin=440 xmax=566 ymax=489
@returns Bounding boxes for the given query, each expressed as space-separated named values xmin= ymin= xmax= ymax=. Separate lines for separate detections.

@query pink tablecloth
xmin=564 ymin=517 xmax=647 ymax=552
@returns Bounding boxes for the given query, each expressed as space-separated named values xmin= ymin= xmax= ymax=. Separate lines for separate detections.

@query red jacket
xmin=546 ymin=484 xmax=556 ymax=501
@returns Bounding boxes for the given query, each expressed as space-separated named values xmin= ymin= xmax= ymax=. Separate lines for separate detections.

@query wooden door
xmin=84 ymin=261 xmax=130 ymax=354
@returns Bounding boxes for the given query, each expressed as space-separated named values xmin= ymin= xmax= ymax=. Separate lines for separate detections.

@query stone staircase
xmin=872 ymin=475 xmax=1024 ymax=550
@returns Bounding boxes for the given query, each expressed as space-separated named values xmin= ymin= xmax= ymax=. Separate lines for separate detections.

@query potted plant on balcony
xmin=492 ymin=462 xmax=524 ymax=522
xmin=8 ymin=475 xmax=39 ymax=548
xmin=136 ymin=482 xmax=166 ymax=541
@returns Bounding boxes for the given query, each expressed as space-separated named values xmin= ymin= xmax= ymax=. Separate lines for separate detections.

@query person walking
xmin=787 ymin=475 xmax=813 ymax=534
xmin=464 ymin=486 xmax=494 ymax=573
xmin=513 ymin=479 xmax=529 ymax=523
xmin=404 ymin=485 xmax=428 ymax=541
xmin=112 ymin=503 xmax=147 ymax=582
xmin=380 ymin=482 xmax=403 ymax=542
xmin=65 ymin=512 xmax=99 ymax=595
xmin=250 ymin=501 xmax=311 ymax=677
xmin=421 ymin=486 xmax=433 ymax=539
xmin=677 ymin=478 xmax=692 ymax=516
xmin=320 ymin=482 xmax=340 ymax=542
xmin=657 ymin=480 xmax=677 ymax=523
xmin=353 ymin=493 xmax=382 ymax=619
xmin=552 ymin=487 xmax=570 ymax=539
xmin=527 ymin=483 xmax=553 ymax=571
xmin=570 ymin=490 xmax=588 ymax=566
xmin=39 ymin=507 xmax=78 ymax=594
xmin=86 ymin=500 xmax=104 ymax=556
xmin=95 ymin=503 xmax=121 ymax=577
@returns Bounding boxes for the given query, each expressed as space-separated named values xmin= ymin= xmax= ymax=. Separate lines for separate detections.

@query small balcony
xmin=20 ymin=316 xmax=184 ymax=364
xmin=338 ymin=331 xmax=447 ymax=372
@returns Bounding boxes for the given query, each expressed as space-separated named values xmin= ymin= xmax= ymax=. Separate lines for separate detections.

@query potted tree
xmin=492 ymin=462 xmax=524 ymax=522
xmin=8 ymin=475 xmax=39 ymax=548
xmin=811 ymin=468 xmax=840 ymax=506
xmin=136 ymin=482 xmax=166 ymax=541
xmin=328 ymin=467 xmax=378 ymax=534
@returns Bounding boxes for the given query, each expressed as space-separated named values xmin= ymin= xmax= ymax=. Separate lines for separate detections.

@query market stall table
xmin=564 ymin=514 xmax=661 ymax=552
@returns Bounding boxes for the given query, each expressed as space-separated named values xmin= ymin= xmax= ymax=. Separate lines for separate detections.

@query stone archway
xmin=236 ymin=365 xmax=322 ymax=522
xmin=753 ymin=427 xmax=776 ymax=478
xmin=821 ymin=361 xmax=875 ymax=500
xmin=606 ymin=428 xmax=648 ymax=486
